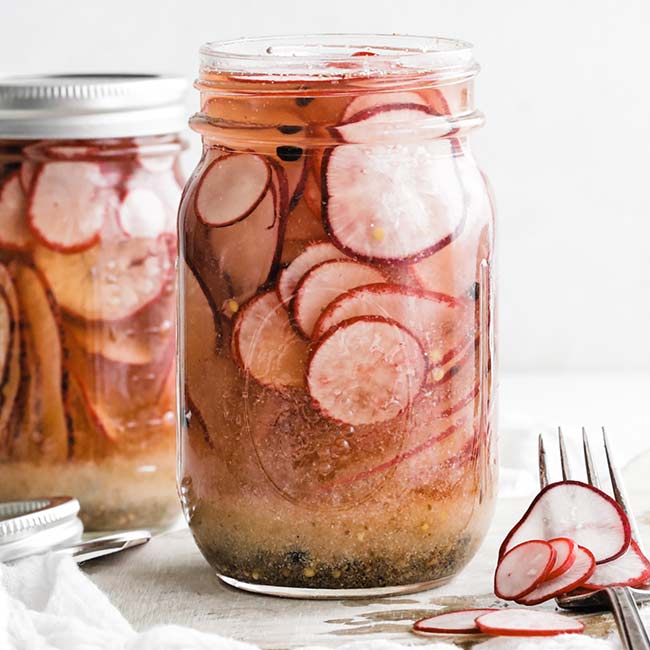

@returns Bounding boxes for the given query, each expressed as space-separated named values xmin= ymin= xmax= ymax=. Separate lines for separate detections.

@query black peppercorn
xmin=276 ymin=145 xmax=303 ymax=162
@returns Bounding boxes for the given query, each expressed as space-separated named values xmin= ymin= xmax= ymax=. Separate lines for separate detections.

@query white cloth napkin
xmin=1 ymin=552 xmax=647 ymax=650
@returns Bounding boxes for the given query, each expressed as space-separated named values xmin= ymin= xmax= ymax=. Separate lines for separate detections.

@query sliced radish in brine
xmin=583 ymin=540 xmax=650 ymax=589
xmin=233 ymin=291 xmax=308 ymax=389
xmin=0 ymin=292 xmax=10 ymax=386
xmin=323 ymin=138 xmax=464 ymax=263
xmin=475 ymin=609 xmax=584 ymax=637
xmin=413 ymin=608 xmax=498 ymax=635
xmin=307 ymin=315 xmax=427 ymax=426
xmin=19 ymin=161 xmax=38 ymax=194
xmin=34 ymin=236 xmax=173 ymax=322
xmin=292 ymin=259 xmax=386 ymax=338
xmin=27 ymin=162 xmax=116 ymax=252
xmin=516 ymin=546 xmax=596 ymax=605
xmin=277 ymin=241 xmax=348 ymax=306
xmin=332 ymin=103 xmax=454 ymax=144
xmin=547 ymin=537 xmax=577 ymax=580
xmin=0 ymin=265 xmax=20 ymax=439
xmin=118 ymin=187 xmax=168 ymax=238
xmin=499 ymin=480 xmax=631 ymax=564
xmin=313 ymin=284 xmax=469 ymax=365
xmin=208 ymin=190 xmax=281 ymax=311
xmin=494 ymin=540 xmax=556 ymax=600
xmin=0 ymin=172 xmax=31 ymax=250
xmin=342 ymin=92 xmax=427 ymax=122
xmin=195 ymin=153 xmax=271 ymax=227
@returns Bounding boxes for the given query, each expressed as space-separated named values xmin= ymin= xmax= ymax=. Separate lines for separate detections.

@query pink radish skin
xmin=292 ymin=259 xmax=386 ymax=338
xmin=313 ymin=283 xmax=468 ymax=366
xmin=0 ymin=173 xmax=31 ymax=251
xmin=494 ymin=540 xmax=556 ymax=600
xmin=232 ymin=290 xmax=308 ymax=390
xmin=499 ymin=480 xmax=631 ymax=564
xmin=583 ymin=540 xmax=650 ymax=589
xmin=277 ymin=241 xmax=348 ymax=306
xmin=322 ymin=133 xmax=464 ymax=264
xmin=195 ymin=153 xmax=271 ymax=227
xmin=413 ymin=608 xmax=498 ymax=635
xmin=547 ymin=537 xmax=577 ymax=580
xmin=342 ymin=92 xmax=428 ymax=122
xmin=475 ymin=609 xmax=585 ymax=637
xmin=307 ymin=315 xmax=427 ymax=426
xmin=516 ymin=546 xmax=596 ymax=606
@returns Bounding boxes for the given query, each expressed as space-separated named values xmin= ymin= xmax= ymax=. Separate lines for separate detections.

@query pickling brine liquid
xmin=178 ymin=35 xmax=497 ymax=596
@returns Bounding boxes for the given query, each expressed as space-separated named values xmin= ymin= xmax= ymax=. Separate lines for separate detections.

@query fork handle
xmin=607 ymin=587 xmax=650 ymax=649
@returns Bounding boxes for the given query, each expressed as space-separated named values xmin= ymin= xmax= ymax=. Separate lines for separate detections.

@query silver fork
xmin=538 ymin=427 xmax=650 ymax=650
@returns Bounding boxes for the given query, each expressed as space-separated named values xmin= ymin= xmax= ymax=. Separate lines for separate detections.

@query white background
xmin=3 ymin=0 xmax=650 ymax=373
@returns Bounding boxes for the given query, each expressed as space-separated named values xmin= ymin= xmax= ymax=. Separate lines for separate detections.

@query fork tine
xmin=558 ymin=426 xmax=572 ymax=480
xmin=582 ymin=427 xmax=600 ymax=487
xmin=538 ymin=434 xmax=549 ymax=489
xmin=602 ymin=427 xmax=645 ymax=552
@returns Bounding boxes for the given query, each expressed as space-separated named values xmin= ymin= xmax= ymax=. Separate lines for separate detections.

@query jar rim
xmin=200 ymin=34 xmax=475 ymax=81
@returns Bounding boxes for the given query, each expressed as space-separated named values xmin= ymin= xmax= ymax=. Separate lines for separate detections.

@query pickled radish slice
xmin=233 ymin=291 xmax=308 ymax=389
xmin=0 ymin=173 xmax=31 ymax=251
xmin=499 ymin=480 xmax=631 ymax=564
xmin=342 ymin=92 xmax=427 ymax=122
xmin=275 ymin=155 xmax=307 ymax=211
xmin=208 ymin=191 xmax=280 ymax=310
xmin=516 ymin=546 xmax=596 ymax=605
xmin=307 ymin=316 xmax=427 ymax=426
xmin=118 ymin=187 xmax=168 ymax=238
xmin=19 ymin=161 xmax=38 ymax=194
xmin=0 ymin=265 xmax=20 ymax=439
xmin=583 ymin=540 xmax=650 ymax=589
xmin=0 ymin=294 xmax=9 ymax=379
xmin=547 ymin=538 xmax=577 ymax=580
xmin=34 ymin=237 xmax=173 ymax=322
xmin=494 ymin=540 xmax=556 ymax=600
xmin=313 ymin=284 xmax=468 ymax=364
xmin=11 ymin=264 xmax=69 ymax=462
xmin=333 ymin=104 xmax=454 ymax=144
xmin=323 ymin=138 xmax=464 ymax=263
xmin=292 ymin=260 xmax=386 ymax=338
xmin=475 ymin=609 xmax=584 ymax=637
xmin=195 ymin=153 xmax=271 ymax=226
xmin=277 ymin=241 xmax=348 ymax=306
xmin=413 ymin=608 xmax=498 ymax=635
xmin=27 ymin=162 xmax=115 ymax=252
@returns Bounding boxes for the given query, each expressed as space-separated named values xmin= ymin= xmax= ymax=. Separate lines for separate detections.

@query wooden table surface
xmin=84 ymin=493 xmax=650 ymax=649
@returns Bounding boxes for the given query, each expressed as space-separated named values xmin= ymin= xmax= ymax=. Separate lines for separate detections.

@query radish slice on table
xmin=233 ymin=290 xmax=308 ymax=389
xmin=313 ymin=283 xmax=469 ymax=365
xmin=0 ymin=173 xmax=31 ymax=251
xmin=34 ymin=236 xmax=173 ymax=322
xmin=499 ymin=480 xmax=631 ymax=564
xmin=547 ymin=537 xmax=577 ymax=580
xmin=27 ymin=162 xmax=116 ymax=252
xmin=323 ymin=138 xmax=464 ymax=263
xmin=583 ymin=540 xmax=650 ymax=589
xmin=516 ymin=546 xmax=596 ymax=605
xmin=307 ymin=315 xmax=427 ymax=426
xmin=475 ymin=609 xmax=584 ymax=637
xmin=494 ymin=540 xmax=556 ymax=600
xmin=195 ymin=153 xmax=271 ymax=227
xmin=413 ymin=608 xmax=498 ymax=635
xmin=277 ymin=241 xmax=348 ymax=306
xmin=292 ymin=259 xmax=386 ymax=338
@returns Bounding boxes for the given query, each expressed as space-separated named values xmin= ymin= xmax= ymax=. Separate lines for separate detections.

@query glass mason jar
xmin=0 ymin=75 xmax=187 ymax=530
xmin=179 ymin=35 xmax=497 ymax=596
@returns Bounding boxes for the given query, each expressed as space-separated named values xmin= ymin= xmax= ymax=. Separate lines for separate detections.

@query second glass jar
xmin=179 ymin=35 xmax=497 ymax=596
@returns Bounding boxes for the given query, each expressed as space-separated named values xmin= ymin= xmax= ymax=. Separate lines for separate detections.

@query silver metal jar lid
xmin=0 ymin=497 xmax=83 ymax=562
xmin=0 ymin=74 xmax=188 ymax=140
